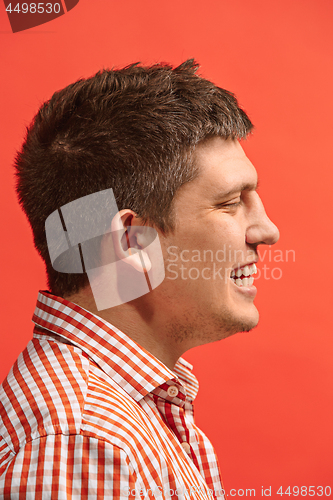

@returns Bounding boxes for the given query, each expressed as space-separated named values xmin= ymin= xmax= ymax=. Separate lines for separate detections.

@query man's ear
xmin=111 ymin=210 xmax=152 ymax=273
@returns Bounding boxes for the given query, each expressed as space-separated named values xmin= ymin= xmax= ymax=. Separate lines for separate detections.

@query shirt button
xmin=167 ymin=385 xmax=179 ymax=398
xmin=181 ymin=442 xmax=191 ymax=454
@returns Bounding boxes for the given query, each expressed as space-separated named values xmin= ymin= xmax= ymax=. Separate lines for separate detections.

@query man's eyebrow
xmin=213 ymin=179 xmax=259 ymax=200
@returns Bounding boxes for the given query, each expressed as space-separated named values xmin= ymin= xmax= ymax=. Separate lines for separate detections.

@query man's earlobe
xmin=111 ymin=211 xmax=152 ymax=273
xmin=123 ymin=226 xmax=153 ymax=272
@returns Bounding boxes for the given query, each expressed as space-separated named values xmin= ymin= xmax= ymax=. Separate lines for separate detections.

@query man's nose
xmin=246 ymin=195 xmax=280 ymax=246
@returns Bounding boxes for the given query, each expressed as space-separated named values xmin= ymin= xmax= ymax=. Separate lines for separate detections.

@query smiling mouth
xmin=230 ymin=263 xmax=257 ymax=287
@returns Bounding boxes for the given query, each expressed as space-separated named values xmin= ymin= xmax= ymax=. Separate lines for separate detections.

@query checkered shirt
xmin=0 ymin=291 xmax=225 ymax=499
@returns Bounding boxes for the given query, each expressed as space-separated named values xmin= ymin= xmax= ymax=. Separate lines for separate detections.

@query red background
xmin=1 ymin=0 xmax=332 ymax=496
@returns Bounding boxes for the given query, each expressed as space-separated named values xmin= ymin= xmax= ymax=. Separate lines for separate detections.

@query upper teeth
xmin=230 ymin=263 xmax=257 ymax=278
xmin=230 ymin=264 xmax=257 ymax=286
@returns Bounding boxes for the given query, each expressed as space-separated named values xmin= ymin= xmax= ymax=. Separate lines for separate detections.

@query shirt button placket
xmin=167 ymin=385 xmax=179 ymax=398
xmin=181 ymin=441 xmax=191 ymax=454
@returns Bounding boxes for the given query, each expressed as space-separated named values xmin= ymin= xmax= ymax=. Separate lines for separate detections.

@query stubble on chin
xmin=210 ymin=310 xmax=258 ymax=339
xmin=165 ymin=307 xmax=258 ymax=347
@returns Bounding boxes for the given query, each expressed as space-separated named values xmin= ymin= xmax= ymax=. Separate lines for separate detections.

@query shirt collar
xmin=32 ymin=290 xmax=199 ymax=403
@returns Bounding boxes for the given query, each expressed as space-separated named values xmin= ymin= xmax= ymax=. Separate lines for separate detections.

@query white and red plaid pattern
xmin=0 ymin=291 xmax=225 ymax=499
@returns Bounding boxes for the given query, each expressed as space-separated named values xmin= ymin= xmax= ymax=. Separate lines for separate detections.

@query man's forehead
xmin=193 ymin=137 xmax=258 ymax=195
xmin=194 ymin=136 xmax=245 ymax=159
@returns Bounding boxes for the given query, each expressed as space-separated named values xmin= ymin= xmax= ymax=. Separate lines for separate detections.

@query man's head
xmin=14 ymin=59 xmax=253 ymax=298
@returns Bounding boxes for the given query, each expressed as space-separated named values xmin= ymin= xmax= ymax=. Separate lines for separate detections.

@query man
xmin=0 ymin=60 xmax=279 ymax=498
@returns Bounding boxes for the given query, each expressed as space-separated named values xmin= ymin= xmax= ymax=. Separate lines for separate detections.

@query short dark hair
xmin=14 ymin=59 xmax=253 ymax=297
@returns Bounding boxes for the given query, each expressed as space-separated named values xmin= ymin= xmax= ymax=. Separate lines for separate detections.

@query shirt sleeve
xmin=0 ymin=434 xmax=140 ymax=499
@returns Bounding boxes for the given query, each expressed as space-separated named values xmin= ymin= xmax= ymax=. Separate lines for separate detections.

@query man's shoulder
xmin=0 ymin=337 xmax=148 ymax=455
xmin=0 ymin=338 xmax=89 ymax=450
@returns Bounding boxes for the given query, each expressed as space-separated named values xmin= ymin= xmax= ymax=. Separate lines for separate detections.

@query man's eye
xmin=219 ymin=200 xmax=241 ymax=208
xmin=225 ymin=201 xmax=241 ymax=207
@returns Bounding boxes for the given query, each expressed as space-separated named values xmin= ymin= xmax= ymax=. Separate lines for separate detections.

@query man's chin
xmin=236 ymin=313 xmax=259 ymax=334
xmin=212 ymin=308 xmax=259 ymax=338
